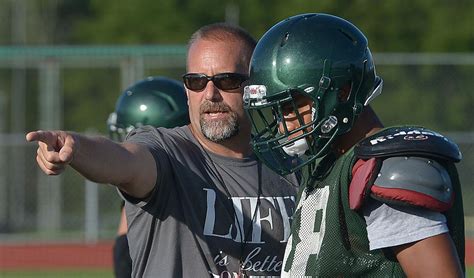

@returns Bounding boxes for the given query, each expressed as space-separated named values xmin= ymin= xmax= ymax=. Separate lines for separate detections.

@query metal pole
xmin=225 ymin=3 xmax=239 ymax=26
xmin=9 ymin=0 xmax=27 ymax=231
xmin=0 ymin=92 xmax=7 ymax=231
xmin=85 ymin=180 xmax=99 ymax=243
xmin=120 ymin=56 xmax=145 ymax=91
xmin=37 ymin=59 xmax=62 ymax=233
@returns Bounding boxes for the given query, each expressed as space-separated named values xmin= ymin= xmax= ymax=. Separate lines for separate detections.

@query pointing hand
xmin=26 ymin=130 xmax=76 ymax=175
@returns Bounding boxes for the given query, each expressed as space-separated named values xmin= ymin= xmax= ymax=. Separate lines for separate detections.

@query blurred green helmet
xmin=244 ymin=13 xmax=383 ymax=175
xmin=108 ymin=76 xmax=189 ymax=141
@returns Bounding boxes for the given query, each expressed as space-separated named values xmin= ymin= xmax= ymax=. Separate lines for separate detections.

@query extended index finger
xmin=26 ymin=130 xmax=55 ymax=145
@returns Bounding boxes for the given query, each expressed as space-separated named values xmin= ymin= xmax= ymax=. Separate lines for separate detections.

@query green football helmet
xmin=244 ymin=13 xmax=383 ymax=175
xmin=108 ymin=76 xmax=189 ymax=141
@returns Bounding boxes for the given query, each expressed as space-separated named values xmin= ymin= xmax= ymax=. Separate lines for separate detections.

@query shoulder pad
xmin=355 ymin=126 xmax=461 ymax=162
xmin=371 ymin=156 xmax=454 ymax=211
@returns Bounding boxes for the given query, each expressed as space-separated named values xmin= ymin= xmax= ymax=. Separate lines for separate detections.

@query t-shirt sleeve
xmin=363 ymin=198 xmax=449 ymax=250
xmin=118 ymin=126 xmax=172 ymax=207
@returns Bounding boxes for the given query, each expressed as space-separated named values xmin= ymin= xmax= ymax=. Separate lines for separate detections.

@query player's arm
xmin=393 ymin=233 xmax=463 ymax=278
xmin=26 ymin=130 xmax=156 ymax=198
xmin=352 ymin=155 xmax=464 ymax=277
xmin=351 ymin=156 xmax=464 ymax=277
xmin=350 ymin=127 xmax=464 ymax=277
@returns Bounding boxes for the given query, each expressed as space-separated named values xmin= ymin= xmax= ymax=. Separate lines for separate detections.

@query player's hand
xmin=26 ymin=130 xmax=76 ymax=175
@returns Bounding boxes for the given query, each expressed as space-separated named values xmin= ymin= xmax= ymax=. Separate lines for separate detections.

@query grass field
xmin=0 ymin=269 xmax=113 ymax=278
xmin=0 ymin=268 xmax=473 ymax=277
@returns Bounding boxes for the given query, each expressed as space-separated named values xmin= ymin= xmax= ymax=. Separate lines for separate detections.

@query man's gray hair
xmin=187 ymin=23 xmax=257 ymax=67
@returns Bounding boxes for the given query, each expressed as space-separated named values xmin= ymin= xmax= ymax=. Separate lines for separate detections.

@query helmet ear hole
xmin=337 ymin=83 xmax=352 ymax=103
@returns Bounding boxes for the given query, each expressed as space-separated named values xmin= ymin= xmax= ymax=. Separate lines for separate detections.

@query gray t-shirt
xmin=120 ymin=125 xmax=299 ymax=277
xmin=363 ymin=198 xmax=448 ymax=250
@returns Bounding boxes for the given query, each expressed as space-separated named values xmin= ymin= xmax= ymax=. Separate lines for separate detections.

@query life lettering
xmin=202 ymin=188 xmax=295 ymax=243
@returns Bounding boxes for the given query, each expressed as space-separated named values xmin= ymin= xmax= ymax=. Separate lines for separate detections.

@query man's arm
xmin=26 ymin=130 xmax=156 ymax=198
xmin=393 ymin=233 xmax=463 ymax=278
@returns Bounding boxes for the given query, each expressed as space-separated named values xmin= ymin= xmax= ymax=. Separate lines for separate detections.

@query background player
xmin=107 ymin=76 xmax=189 ymax=277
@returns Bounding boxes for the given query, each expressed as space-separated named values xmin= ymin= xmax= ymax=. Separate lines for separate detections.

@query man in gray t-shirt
xmin=26 ymin=22 xmax=299 ymax=277
xmin=122 ymin=126 xmax=298 ymax=277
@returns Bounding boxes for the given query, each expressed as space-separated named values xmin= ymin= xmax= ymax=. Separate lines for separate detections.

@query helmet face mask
xmin=107 ymin=111 xmax=139 ymax=142
xmin=244 ymin=13 xmax=382 ymax=175
xmin=108 ymin=77 xmax=189 ymax=141
xmin=246 ymin=89 xmax=338 ymax=174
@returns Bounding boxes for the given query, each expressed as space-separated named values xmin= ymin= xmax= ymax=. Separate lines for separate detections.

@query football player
xmin=244 ymin=13 xmax=464 ymax=277
xmin=107 ymin=76 xmax=189 ymax=278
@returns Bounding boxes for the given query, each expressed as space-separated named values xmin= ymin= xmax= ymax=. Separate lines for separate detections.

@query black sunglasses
xmin=182 ymin=72 xmax=248 ymax=92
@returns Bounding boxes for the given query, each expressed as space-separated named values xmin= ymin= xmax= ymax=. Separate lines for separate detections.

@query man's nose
xmin=204 ymin=81 xmax=222 ymax=101
xmin=278 ymin=115 xmax=298 ymax=135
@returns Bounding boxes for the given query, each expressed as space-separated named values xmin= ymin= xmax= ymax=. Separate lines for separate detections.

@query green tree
xmin=48 ymin=0 xmax=474 ymax=132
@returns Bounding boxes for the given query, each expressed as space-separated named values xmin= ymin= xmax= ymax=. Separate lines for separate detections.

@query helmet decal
xmin=243 ymin=85 xmax=268 ymax=106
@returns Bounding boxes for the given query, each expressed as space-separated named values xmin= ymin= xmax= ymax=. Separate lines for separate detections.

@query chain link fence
xmin=0 ymin=48 xmax=473 ymax=243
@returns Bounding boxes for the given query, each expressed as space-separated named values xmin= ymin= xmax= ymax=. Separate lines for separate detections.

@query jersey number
xmin=283 ymin=186 xmax=329 ymax=276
